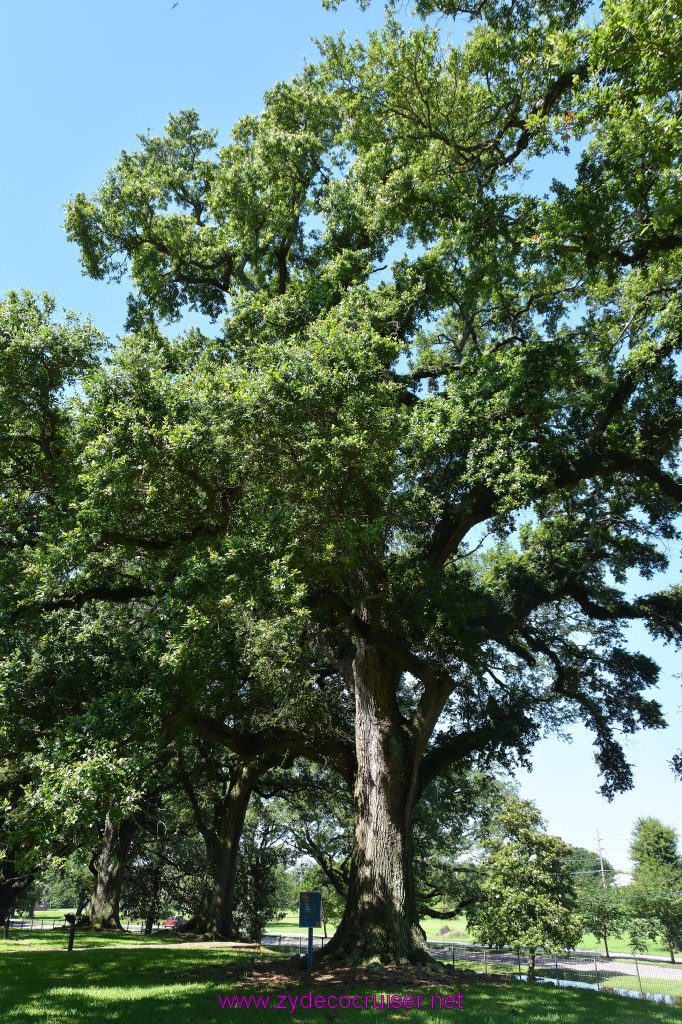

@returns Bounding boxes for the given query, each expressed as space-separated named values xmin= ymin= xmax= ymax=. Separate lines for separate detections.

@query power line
xmin=568 ymin=869 xmax=616 ymax=875
xmin=577 ymin=890 xmax=682 ymax=903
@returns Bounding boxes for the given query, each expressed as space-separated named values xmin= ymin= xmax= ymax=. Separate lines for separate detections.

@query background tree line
xmin=5 ymin=698 xmax=682 ymax=964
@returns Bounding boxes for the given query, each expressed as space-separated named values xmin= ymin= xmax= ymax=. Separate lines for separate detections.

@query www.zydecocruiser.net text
xmin=218 ymin=992 xmax=464 ymax=1011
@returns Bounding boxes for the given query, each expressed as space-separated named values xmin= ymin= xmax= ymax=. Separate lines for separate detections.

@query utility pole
xmin=596 ymin=829 xmax=606 ymax=888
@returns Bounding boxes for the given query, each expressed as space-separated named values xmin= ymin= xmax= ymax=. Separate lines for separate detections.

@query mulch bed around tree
xmin=184 ymin=948 xmax=512 ymax=990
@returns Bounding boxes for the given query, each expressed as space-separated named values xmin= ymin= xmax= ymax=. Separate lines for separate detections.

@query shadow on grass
xmin=2 ymin=947 xmax=682 ymax=1024
xmin=0 ymin=948 xmax=253 ymax=1023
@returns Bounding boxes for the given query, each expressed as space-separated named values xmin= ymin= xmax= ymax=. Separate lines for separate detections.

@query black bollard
xmin=65 ymin=913 xmax=76 ymax=951
xmin=3 ymin=917 xmax=10 ymax=940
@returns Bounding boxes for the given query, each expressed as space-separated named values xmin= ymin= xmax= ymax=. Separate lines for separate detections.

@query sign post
xmin=298 ymin=891 xmax=322 ymax=968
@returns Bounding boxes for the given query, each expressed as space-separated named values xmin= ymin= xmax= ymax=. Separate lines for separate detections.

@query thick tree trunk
xmin=0 ymin=877 xmax=20 ymax=921
xmin=0 ymin=853 xmax=32 ymax=922
xmin=141 ymin=861 xmax=163 ymax=935
xmin=83 ymin=815 xmax=137 ymax=929
xmin=323 ymin=643 xmax=430 ymax=965
xmin=527 ymin=949 xmax=536 ymax=983
xmin=186 ymin=769 xmax=255 ymax=939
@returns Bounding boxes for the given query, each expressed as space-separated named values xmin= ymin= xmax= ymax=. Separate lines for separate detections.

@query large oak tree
xmin=6 ymin=0 xmax=682 ymax=963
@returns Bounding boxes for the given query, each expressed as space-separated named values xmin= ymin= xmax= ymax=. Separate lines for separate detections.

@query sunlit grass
xmin=1 ymin=927 xmax=191 ymax=951
xmin=2 ymin=944 xmax=682 ymax=1024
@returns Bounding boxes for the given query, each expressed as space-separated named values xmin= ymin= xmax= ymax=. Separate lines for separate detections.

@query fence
xmin=261 ymin=931 xmax=330 ymax=954
xmin=6 ymin=920 xmax=681 ymax=1003
xmin=426 ymin=940 xmax=682 ymax=1002
xmin=5 ymin=917 xmax=162 ymax=934
xmin=260 ymin=933 xmax=682 ymax=1003
xmin=5 ymin=917 xmax=64 ymax=931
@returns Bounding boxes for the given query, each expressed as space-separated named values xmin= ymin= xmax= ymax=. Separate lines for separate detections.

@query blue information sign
xmin=298 ymin=891 xmax=322 ymax=928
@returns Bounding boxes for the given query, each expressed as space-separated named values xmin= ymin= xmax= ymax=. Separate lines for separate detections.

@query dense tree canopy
xmin=2 ymin=0 xmax=681 ymax=963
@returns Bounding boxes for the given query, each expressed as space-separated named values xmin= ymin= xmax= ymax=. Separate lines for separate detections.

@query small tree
xmin=233 ymin=797 xmax=292 ymax=942
xmin=468 ymin=799 xmax=581 ymax=982
xmin=12 ymin=881 xmax=42 ymax=918
xmin=627 ymin=818 xmax=682 ymax=963
xmin=42 ymin=856 xmax=93 ymax=916
xmin=567 ymin=846 xmax=623 ymax=958
xmin=575 ymin=877 xmax=625 ymax=959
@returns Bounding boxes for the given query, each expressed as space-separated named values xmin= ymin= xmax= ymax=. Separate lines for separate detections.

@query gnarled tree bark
xmin=322 ymin=642 xmax=431 ymax=964
xmin=179 ymin=757 xmax=269 ymax=938
xmin=0 ymin=867 xmax=31 ymax=922
xmin=82 ymin=813 xmax=137 ymax=929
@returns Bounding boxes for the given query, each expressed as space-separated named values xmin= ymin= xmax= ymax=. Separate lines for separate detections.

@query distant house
xmin=33 ymin=896 xmax=49 ymax=911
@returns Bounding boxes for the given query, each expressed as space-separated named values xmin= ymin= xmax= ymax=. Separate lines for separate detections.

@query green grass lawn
xmin=420 ymin=916 xmax=472 ymax=943
xmin=567 ymin=930 xmax=673 ymax=958
xmin=2 ymin=942 xmax=681 ymax=1024
xmin=31 ymin=910 xmax=76 ymax=919
xmin=1 ymin=927 xmax=192 ymax=951
xmin=420 ymin=916 xmax=675 ymax=958
xmin=268 ymin=915 xmax=472 ymax=943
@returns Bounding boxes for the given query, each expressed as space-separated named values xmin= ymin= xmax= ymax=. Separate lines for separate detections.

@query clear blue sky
xmin=2 ymin=0 xmax=680 ymax=870
xmin=0 ymin=0 xmax=389 ymax=338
